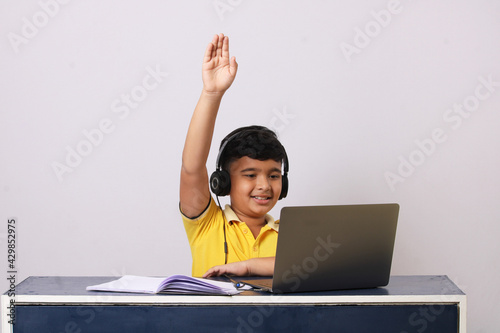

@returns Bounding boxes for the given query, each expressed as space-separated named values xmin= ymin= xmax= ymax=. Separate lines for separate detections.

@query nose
xmin=256 ymin=175 xmax=271 ymax=191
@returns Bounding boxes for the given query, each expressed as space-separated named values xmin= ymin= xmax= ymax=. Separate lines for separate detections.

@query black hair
xmin=219 ymin=125 xmax=287 ymax=172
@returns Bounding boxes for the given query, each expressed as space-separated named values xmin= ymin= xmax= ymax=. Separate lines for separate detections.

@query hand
xmin=202 ymin=261 xmax=250 ymax=278
xmin=202 ymin=257 xmax=275 ymax=278
xmin=202 ymin=33 xmax=238 ymax=95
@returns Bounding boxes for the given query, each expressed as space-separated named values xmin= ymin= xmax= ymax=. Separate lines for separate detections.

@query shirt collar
xmin=223 ymin=205 xmax=279 ymax=232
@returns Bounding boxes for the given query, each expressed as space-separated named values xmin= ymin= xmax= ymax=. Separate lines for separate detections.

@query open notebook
xmin=86 ymin=275 xmax=247 ymax=296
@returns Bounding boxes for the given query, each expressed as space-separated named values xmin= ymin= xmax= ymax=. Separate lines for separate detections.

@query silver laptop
xmin=241 ymin=203 xmax=400 ymax=293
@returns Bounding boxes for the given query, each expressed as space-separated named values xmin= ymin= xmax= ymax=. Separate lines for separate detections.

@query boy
xmin=180 ymin=34 xmax=289 ymax=278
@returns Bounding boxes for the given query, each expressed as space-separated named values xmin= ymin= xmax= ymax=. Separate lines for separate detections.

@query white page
xmin=86 ymin=275 xmax=247 ymax=294
xmin=87 ymin=275 xmax=167 ymax=293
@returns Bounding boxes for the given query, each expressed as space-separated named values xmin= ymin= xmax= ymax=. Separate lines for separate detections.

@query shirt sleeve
xmin=182 ymin=197 xmax=223 ymax=242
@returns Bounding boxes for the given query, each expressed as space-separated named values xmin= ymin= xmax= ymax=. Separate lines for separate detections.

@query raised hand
xmin=202 ymin=33 xmax=238 ymax=95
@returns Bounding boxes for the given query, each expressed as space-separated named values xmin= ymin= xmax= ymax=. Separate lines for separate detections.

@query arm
xmin=180 ymin=33 xmax=238 ymax=218
xmin=202 ymin=257 xmax=275 ymax=278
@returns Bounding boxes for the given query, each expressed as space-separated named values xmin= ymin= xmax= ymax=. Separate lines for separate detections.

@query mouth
xmin=251 ymin=195 xmax=272 ymax=203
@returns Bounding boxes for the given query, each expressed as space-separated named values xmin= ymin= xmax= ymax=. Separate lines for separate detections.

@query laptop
xmin=240 ymin=203 xmax=400 ymax=293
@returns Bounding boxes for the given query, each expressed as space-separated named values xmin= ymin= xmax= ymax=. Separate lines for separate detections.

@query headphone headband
xmin=214 ymin=131 xmax=240 ymax=172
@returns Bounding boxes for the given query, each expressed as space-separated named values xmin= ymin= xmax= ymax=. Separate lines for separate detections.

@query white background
xmin=1 ymin=0 xmax=499 ymax=331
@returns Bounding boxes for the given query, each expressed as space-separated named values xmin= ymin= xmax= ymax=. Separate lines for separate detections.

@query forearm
xmin=180 ymin=91 xmax=225 ymax=217
xmin=246 ymin=257 xmax=275 ymax=276
xmin=181 ymin=90 xmax=225 ymax=174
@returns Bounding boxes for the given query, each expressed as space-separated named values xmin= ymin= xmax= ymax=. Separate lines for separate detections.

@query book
xmin=86 ymin=275 xmax=244 ymax=296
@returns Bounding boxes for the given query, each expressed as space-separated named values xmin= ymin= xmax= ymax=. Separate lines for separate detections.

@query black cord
xmin=216 ymin=195 xmax=228 ymax=265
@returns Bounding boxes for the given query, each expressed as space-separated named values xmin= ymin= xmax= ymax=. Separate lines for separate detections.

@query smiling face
xmin=228 ymin=156 xmax=283 ymax=225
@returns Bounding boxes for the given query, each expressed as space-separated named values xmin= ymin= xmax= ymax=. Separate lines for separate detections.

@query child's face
xmin=228 ymin=156 xmax=283 ymax=223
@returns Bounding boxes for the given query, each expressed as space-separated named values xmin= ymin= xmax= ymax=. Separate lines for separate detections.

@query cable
xmin=216 ymin=195 xmax=228 ymax=265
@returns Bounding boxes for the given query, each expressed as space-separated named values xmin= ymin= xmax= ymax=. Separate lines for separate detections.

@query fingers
xmin=203 ymin=34 xmax=220 ymax=63
xmin=203 ymin=42 xmax=214 ymax=63
xmin=222 ymin=34 xmax=229 ymax=60
xmin=203 ymin=35 xmax=216 ymax=63
xmin=204 ymin=34 xmax=232 ymax=64
xmin=202 ymin=266 xmax=220 ymax=278
xmin=202 ymin=263 xmax=230 ymax=278
xmin=216 ymin=33 xmax=224 ymax=59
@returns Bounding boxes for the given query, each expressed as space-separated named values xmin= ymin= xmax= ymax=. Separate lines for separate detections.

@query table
xmin=2 ymin=275 xmax=466 ymax=332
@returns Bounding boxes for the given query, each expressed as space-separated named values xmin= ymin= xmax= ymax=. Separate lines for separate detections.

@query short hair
xmin=218 ymin=125 xmax=287 ymax=172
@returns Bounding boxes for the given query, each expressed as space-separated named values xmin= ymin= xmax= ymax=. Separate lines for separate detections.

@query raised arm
xmin=180 ymin=34 xmax=238 ymax=218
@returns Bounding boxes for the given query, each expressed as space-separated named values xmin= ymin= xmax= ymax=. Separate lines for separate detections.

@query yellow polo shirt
xmin=182 ymin=197 xmax=279 ymax=277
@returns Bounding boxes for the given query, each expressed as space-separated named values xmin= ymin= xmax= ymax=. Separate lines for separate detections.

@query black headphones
xmin=210 ymin=128 xmax=289 ymax=200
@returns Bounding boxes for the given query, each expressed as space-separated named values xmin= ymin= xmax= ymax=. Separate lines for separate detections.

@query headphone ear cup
xmin=279 ymin=174 xmax=288 ymax=200
xmin=210 ymin=170 xmax=231 ymax=196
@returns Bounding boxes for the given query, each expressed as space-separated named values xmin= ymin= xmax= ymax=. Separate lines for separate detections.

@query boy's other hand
xmin=202 ymin=257 xmax=275 ymax=278
xmin=202 ymin=33 xmax=238 ymax=95
xmin=202 ymin=260 xmax=250 ymax=278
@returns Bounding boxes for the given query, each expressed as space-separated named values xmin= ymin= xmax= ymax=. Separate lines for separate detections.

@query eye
xmin=244 ymin=174 xmax=256 ymax=178
xmin=269 ymin=174 xmax=281 ymax=180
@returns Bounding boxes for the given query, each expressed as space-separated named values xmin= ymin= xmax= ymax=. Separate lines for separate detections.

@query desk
xmin=2 ymin=275 xmax=465 ymax=332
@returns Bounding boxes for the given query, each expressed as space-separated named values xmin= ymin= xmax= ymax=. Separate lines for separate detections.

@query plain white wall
xmin=1 ymin=0 xmax=499 ymax=331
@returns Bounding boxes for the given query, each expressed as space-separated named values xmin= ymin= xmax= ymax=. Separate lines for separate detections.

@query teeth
xmin=254 ymin=196 xmax=269 ymax=200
